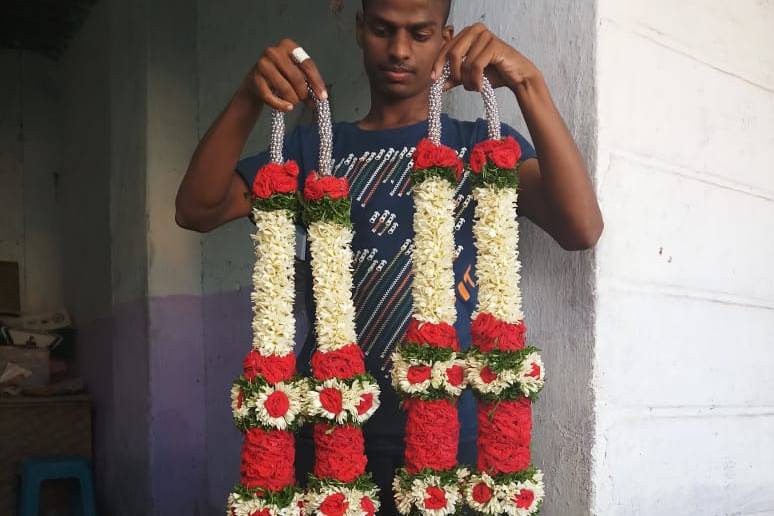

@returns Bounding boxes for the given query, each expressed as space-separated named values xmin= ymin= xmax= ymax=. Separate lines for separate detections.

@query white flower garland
xmin=304 ymin=483 xmax=381 ymax=516
xmin=231 ymin=379 xmax=307 ymax=431
xmin=466 ymin=351 xmax=545 ymax=398
xmin=464 ymin=472 xmax=545 ymax=516
xmin=306 ymin=376 xmax=381 ymax=424
xmin=411 ymin=177 xmax=458 ymax=324
xmin=471 ymin=187 xmax=523 ymax=323
xmin=390 ymin=351 xmax=467 ymax=397
xmin=227 ymin=491 xmax=305 ymax=516
xmin=307 ymin=221 xmax=358 ymax=352
xmin=250 ymin=208 xmax=297 ymax=356
xmin=393 ymin=468 xmax=470 ymax=516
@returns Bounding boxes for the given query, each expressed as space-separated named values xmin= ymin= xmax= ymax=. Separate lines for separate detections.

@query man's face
xmin=356 ymin=0 xmax=453 ymax=101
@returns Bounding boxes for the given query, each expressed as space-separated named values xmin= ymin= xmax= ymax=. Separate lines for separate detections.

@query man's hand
xmin=431 ymin=23 xmax=538 ymax=93
xmin=241 ymin=38 xmax=328 ymax=112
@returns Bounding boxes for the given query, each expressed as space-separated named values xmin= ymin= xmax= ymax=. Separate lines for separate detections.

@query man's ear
xmin=356 ymin=11 xmax=365 ymax=49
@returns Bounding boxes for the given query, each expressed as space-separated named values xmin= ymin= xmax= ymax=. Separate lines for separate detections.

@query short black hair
xmin=361 ymin=0 xmax=452 ymax=24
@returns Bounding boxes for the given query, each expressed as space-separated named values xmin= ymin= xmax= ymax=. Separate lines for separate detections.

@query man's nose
xmin=388 ymin=31 xmax=412 ymax=62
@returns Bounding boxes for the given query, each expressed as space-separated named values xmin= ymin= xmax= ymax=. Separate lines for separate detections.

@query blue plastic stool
xmin=18 ymin=456 xmax=97 ymax=516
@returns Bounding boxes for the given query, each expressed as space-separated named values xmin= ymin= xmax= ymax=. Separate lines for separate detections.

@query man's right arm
xmin=175 ymin=38 xmax=327 ymax=233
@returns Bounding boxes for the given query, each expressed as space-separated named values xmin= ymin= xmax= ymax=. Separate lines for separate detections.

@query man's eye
xmin=372 ymin=26 xmax=389 ymax=36
xmin=414 ymin=32 xmax=432 ymax=41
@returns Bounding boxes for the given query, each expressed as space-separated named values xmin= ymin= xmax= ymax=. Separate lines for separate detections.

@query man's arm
xmin=175 ymin=38 xmax=327 ymax=233
xmin=432 ymin=23 xmax=603 ymax=251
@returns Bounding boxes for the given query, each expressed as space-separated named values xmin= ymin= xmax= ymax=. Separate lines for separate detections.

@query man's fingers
xmin=297 ymin=58 xmax=328 ymax=101
xmin=462 ymin=33 xmax=494 ymax=91
xmin=432 ymin=38 xmax=454 ymax=80
xmin=267 ymin=46 xmax=309 ymax=104
xmin=258 ymin=58 xmax=301 ymax=108
xmin=255 ymin=75 xmax=294 ymax=111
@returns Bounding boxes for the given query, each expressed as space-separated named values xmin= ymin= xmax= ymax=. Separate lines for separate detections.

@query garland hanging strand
xmin=302 ymin=94 xmax=382 ymax=516
xmin=463 ymin=77 xmax=546 ymax=516
xmin=391 ymin=63 xmax=471 ymax=516
xmin=228 ymin=110 xmax=308 ymax=516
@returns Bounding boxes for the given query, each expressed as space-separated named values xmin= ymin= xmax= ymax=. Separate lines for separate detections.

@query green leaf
xmin=411 ymin=166 xmax=458 ymax=186
xmin=301 ymin=195 xmax=352 ymax=226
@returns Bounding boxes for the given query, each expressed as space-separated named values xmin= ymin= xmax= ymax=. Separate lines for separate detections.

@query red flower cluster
xmin=469 ymin=136 xmax=522 ymax=174
xmin=310 ymin=343 xmax=366 ymax=380
xmin=472 ymin=482 xmax=494 ymax=504
xmin=424 ymin=486 xmax=448 ymax=510
xmin=243 ymin=351 xmax=296 ymax=384
xmin=360 ymin=496 xmax=377 ymax=516
xmin=514 ymin=488 xmax=535 ymax=509
xmin=240 ymin=428 xmax=295 ymax=491
xmin=251 ymin=161 xmax=300 ymax=199
xmin=404 ymin=398 xmax=460 ymax=474
xmin=413 ymin=138 xmax=463 ymax=180
xmin=303 ymin=172 xmax=349 ymax=201
xmin=405 ymin=318 xmax=460 ymax=351
xmin=477 ymin=399 xmax=532 ymax=474
xmin=319 ymin=493 xmax=348 ymax=516
xmin=471 ymin=313 xmax=526 ymax=352
xmin=313 ymin=424 xmax=367 ymax=483
xmin=264 ymin=391 xmax=290 ymax=418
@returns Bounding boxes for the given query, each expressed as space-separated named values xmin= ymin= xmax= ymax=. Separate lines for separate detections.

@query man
xmin=176 ymin=0 xmax=602 ymax=513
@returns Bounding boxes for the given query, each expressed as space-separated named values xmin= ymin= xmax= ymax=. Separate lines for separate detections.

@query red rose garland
xmin=302 ymin=172 xmax=381 ymax=515
xmin=391 ymin=139 xmax=470 ymax=516
xmin=227 ymin=160 xmax=307 ymax=516
xmin=464 ymin=136 xmax=546 ymax=515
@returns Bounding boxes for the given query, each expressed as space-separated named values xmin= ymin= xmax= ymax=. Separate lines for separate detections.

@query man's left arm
xmin=432 ymin=23 xmax=603 ymax=251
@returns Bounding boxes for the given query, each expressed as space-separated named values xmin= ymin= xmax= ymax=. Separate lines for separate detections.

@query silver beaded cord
xmin=270 ymin=109 xmax=285 ymax=164
xmin=428 ymin=62 xmax=450 ymax=146
xmin=308 ymin=84 xmax=334 ymax=176
xmin=480 ymin=75 xmax=502 ymax=141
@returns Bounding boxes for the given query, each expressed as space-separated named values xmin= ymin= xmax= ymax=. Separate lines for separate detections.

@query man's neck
xmin=357 ymin=91 xmax=430 ymax=131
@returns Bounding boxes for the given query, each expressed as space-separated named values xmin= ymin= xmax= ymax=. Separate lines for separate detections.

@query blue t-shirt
xmin=236 ymin=114 xmax=536 ymax=455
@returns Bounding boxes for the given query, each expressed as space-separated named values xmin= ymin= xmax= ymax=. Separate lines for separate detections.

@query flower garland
xmin=302 ymin=171 xmax=381 ymax=516
xmin=464 ymin=135 xmax=546 ymax=515
xmin=228 ymin=159 xmax=308 ymax=516
xmin=390 ymin=138 xmax=470 ymax=515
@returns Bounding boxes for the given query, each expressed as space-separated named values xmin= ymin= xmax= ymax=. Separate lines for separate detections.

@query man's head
xmin=356 ymin=0 xmax=453 ymax=101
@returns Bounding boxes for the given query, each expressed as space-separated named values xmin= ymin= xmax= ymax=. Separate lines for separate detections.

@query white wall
xmin=593 ymin=1 xmax=774 ymax=514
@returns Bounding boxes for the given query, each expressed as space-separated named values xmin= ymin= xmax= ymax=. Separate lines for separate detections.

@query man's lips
xmin=381 ymin=68 xmax=414 ymax=82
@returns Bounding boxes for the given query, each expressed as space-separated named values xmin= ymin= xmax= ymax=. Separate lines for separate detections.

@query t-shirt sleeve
xmin=500 ymin=122 xmax=537 ymax=162
xmin=235 ymin=125 xmax=306 ymax=192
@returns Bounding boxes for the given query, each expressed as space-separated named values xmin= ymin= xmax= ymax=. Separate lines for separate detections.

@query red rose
xmin=356 ymin=393 xmax=374 ymax=415
xmin=424 ymin=486 xmax=448 ymax=510
xmin=243 ymin=351 xmax=296 ymax=384
xmin=445 ymin=365 xmax=464 ymax=386
xmin=490 ymin=147 xmax=517 ymax=169
xmin=406 ymin=365 xmax=432 ymax=384
xmin=240 ymin=428 xmax=295 ymax=490
xmin=413 ymin=139 xmax=437 ymax=170
xmin=303 ymin=172 xmax=349 ymax=201
xmin=404 ymin=399 xmax=459 ymax=473
xmin=319 ymin=493 xmax=349 ymax=516
xmin=480 ymin=367 xmax=498 ymax=384
xmin=498 ymin=320 xmax=527 ymax=351
xmin=311 ymin=343 xmax=365 ymax=380
xmin=319 ymin=388 xmax=343 ymax=415
xmin=514 ymin=488 xmax=535 ymax=509
xmin=313 ymin=424 xmax=367 ymax=482
xmin=264 ymin=390 xmax=290 ymax=418
xmin=405 ymin=319 xmax=459 ymax=350
xmin=472 ymin=482 xmax=493 ymax=504
xmin=502 ymin=136 xmax=523 ymax=162
xmin=236 ymin=390 xmax=245 ymax=409
xmin=360 ymin=496 xmax=376 ymax=516
xmin=249 ymin=510 xmax=270 ymax=516
xmin=526 ymin=363 xmax=541 ymax=378
xmin=251 ymin=172 xmax=272 ymax=199
xmin=470 ymin=147 xmax=487 ymax=173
